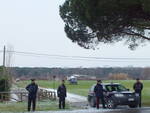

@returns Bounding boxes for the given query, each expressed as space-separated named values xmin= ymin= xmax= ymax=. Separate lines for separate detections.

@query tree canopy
xmin=0 ymin=67 xmax=11 ymax=92
xmin=60 ymin=0 xmax=150 ymax=49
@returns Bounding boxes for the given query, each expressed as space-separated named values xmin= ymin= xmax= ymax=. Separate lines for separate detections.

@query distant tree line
xmin=11 ymin=67 xmax=150 ymax=80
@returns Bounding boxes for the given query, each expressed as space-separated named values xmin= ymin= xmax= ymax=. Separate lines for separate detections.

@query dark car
xmin=88 ymin=83 xmax=140 ymax=109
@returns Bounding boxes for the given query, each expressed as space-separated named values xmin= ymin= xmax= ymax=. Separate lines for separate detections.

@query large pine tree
xmin=60 ymin=0 xmax=150 ymax=49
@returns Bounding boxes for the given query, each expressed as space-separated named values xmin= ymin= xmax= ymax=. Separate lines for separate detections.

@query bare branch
xmin=121 ymin=31 xmax=150 ymax=41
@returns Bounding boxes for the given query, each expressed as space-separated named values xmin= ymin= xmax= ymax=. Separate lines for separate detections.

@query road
xmin=25 ymin=107 xmax=150 ymax=113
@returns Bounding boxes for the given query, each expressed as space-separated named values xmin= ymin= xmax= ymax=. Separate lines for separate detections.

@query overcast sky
xmin=0 ymin=0 xmax=150 ymax=68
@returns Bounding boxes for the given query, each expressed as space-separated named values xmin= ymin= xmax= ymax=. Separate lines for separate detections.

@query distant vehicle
xmin=88 ymin=83 xmax=140 ymax=109
xmin=68 ymin=76 xmax=78 ymax=85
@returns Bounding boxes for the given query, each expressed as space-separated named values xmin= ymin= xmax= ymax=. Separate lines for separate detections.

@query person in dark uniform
xmin=133 ymin=78 xmax=143 ymax=107
xmin=94 ymin=80 xmax=106 ymax=109
xmin=57 ymin=80 xmax=67 ymax=109
xmin=26 ymin=79 xmax=38 ymax=111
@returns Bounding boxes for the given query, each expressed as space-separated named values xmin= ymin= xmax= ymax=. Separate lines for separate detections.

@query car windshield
xmin=105 ymin=84 xmax=127 ymax=92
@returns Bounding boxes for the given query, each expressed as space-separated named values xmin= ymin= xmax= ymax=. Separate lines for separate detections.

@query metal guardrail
xmin=38 ymin=89 xmax=56 ymax=101
xmin=0 ymin=89 xmax=56 ymax=102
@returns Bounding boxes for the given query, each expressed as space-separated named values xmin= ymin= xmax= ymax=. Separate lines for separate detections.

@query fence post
xmin=2 ymin=93 xmax=4 ymax=102
xmin=20 ymin=93 xmax=23 ymax=102
xmin=48 ymin=92 xmax=50 ymax=99
xmin=54 ymin=92 xmax=56 ymax=100
xmin=1 ymin=93 xmax=3 ymax=102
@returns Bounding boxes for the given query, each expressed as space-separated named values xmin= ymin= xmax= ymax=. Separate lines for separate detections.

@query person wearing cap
xmin=94 ymin=80 xmax=106 ymax=109
xmin=57 ymin=80 xmax=67 ymax=109
xmin=133 ymin=78 xmax=143 ymax=107
xmin=26 ymin=79 xmax=38 ymax=111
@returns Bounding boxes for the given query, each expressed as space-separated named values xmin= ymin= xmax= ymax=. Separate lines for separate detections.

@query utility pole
xmin=3 ymin=46 xmax=6 ymax=75
xmin=3 ymin=46 xmax=6 ymax=91
xmin=3 ymin=46 xmax=6 ymax=67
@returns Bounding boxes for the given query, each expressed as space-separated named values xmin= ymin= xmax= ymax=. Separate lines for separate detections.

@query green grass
xmin=0 ymin=100 xmax=70 ymax=112
xmin=16 ymin=80 xmax=150 ymax=106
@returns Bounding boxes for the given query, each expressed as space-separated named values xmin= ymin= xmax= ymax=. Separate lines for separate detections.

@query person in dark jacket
xmin=94 ymin=80 xmax=106 ymax=109
xmin=26 ymin=79 xmax=38 ymax=111
xmin=57 ymin=80 xmax=67 ymax=109
xmin=133 ymin=78 xmax=143 ymax=107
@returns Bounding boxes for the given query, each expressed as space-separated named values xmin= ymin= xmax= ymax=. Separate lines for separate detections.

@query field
xmin=16 ymin=80 xmax=150 ymax=106
xmin=0 ymin=100 xmax=70 ymax=112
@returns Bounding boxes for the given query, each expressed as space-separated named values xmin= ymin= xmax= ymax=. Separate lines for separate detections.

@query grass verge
xmin=0 ymin=100 xmax=70 ymax=112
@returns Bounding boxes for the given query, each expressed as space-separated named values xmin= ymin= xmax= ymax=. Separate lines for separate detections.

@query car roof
xmin=92 ymin=83 xmax=121 ymax=87
xmin=102 ymin=83 xmax=120 ymax=85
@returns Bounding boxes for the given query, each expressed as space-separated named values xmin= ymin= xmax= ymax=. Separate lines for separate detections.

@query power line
xmin=13 ymin=51 xmax=150 ymax=60
xmin=1 ymin=50 xmax=150 ymax=62
xmin=14 ymin=53 xmax=150 ymax=62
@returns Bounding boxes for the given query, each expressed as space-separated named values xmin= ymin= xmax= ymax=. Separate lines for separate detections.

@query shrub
xmin=108 ymin=73 xmax=131 ymax=80
xmin=0 ymin=67 xmax=11 ymax=101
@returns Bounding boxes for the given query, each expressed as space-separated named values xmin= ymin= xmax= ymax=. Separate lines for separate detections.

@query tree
xmin=142 ymin=67 xmax=150 ymax=79
xmin=0 ymin=67 xmax=11 ymax=92
xmin=60 ymin=0 xmax=150 ymax=49
xmin=0 ymin=66 xmax=11 ymax=100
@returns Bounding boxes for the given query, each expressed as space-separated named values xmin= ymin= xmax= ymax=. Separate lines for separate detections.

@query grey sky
xmin=0 ymin=0 xmax=150 ymax=68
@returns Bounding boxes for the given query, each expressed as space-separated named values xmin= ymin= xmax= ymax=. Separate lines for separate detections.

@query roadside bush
xmin=0 ymin=67 xmax=11 ymax=100
xmin=0 ymin=77 xmax=11 ymax=92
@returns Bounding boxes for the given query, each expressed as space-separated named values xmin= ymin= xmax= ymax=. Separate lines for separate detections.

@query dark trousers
xmin=28 ymin=97 xmax=36 ymax=111
xmin=59 ymin=97 xmax=65 ymax=109
xmin=96 ymin=96 xmax=105 ymax=109
xmin=138 ymin=92 xmax=142 ymax=107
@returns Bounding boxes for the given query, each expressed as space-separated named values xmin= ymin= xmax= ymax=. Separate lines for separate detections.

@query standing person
xmin=26 ymin=79 xmax=38 ymax=112
xmin=94 ymin=80 xmax=106 ymax=109
xmin=133 ymin=78 xmax=143 ymax=107
xmin=57 ymin=80 xmax=67 ymax=109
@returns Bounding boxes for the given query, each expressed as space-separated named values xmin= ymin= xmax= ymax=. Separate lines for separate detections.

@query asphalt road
xmin=30 ymin=107 xmax=150 ymax=113
xmin=106 ymin=108 xmax=150 ymax=113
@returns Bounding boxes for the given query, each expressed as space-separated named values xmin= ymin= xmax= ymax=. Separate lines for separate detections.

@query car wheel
xmin=89 ymin=97 xmax=96 ymax=107
xmin=129 ymin=104 xmax=138 ymax=108
xmin=106 ymin=99 xmax=116 ymax=109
